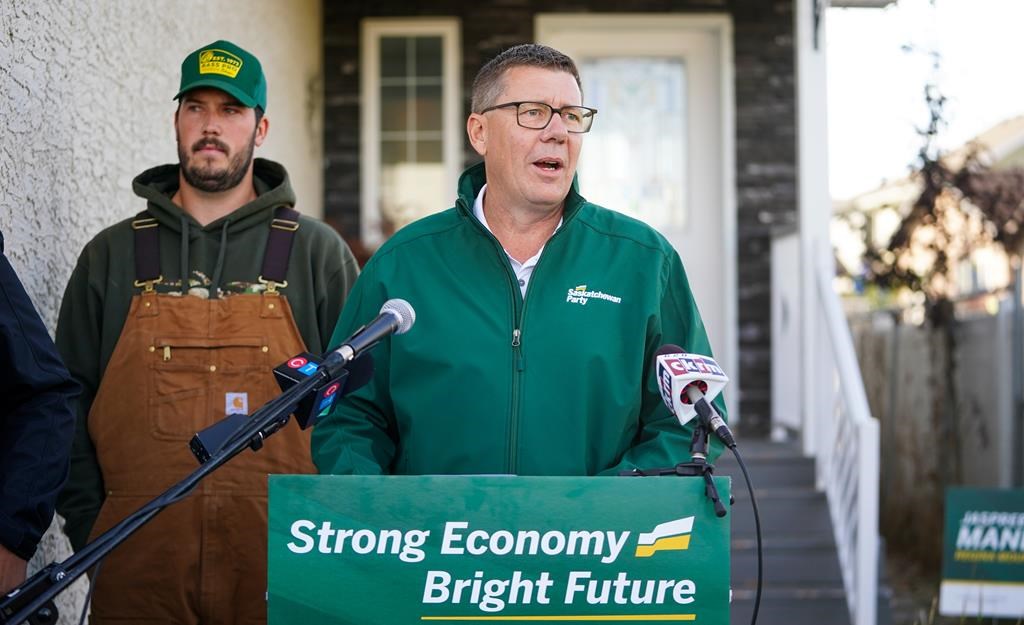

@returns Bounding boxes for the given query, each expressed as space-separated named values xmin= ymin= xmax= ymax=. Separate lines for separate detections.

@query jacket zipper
xmin=509 ymin=325 xmax=523 ymax=473
xmin=457 ymin=195 xmax=568 ymax=474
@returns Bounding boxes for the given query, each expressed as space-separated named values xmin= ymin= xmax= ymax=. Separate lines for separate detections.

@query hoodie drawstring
xmin=179 ymin=215 xmax=190 ymax=294
xmin=210 ymin=219 xmax=230 ymax=299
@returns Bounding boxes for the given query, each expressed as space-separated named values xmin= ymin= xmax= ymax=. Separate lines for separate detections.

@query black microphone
xmin=329 ymin=299 xmax=416 ymax=364
xmin=653 ymin=344 xmax=736 ymax=449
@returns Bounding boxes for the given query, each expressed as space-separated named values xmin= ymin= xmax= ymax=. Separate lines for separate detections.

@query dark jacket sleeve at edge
xmin=0 ymin=249 xmax=79 ymax=560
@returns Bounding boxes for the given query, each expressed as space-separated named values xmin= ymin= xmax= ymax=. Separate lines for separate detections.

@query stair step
xmin=731 ymin=547 xmax=844 ymax=586
xmin=732 ymin=535 xmax=834 ymax=550
xmin=709 ymin=438 xmax=867 ymax=625
xmin=731 ymin=594 xmax=852 ymax=625
xmin=727 ymin=490 xmax=832 ymax=537
xmin=716 ymin=438 xmax=803 ymax=460
xmin=730 ymin=538 xmax=842 ymax=586
xmin=715 ymin=449 xmax=816 ymax=489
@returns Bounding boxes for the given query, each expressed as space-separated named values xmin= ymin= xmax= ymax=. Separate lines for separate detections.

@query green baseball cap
xmin=174 ymin=40 xmax=267 ymax=110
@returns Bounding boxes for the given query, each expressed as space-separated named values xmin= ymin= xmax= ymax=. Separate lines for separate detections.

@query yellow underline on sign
xmin=421 ymin=615 xmax=696 ymax=621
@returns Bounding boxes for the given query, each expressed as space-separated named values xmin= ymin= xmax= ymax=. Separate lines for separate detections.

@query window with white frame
xmin=361 ymin=19 xmax=461 ymax=247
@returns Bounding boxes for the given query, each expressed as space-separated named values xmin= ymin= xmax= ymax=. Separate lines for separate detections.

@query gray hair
xmin=470 ymin=44 xmax=583 ymax=113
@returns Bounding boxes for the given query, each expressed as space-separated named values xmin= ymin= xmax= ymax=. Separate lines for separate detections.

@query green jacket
xmin=312 ymin=163 xmax=726 ymax=476
xmin=55 ymin=158 xmax=359 ymax=547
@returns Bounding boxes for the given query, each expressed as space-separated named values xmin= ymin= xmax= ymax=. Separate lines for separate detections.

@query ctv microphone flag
xmin=654 ymin=351 xmax=728 ymax=426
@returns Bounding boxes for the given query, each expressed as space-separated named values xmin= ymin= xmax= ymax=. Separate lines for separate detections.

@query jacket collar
xmin=455 ymin=162 xmax=586 ymax=224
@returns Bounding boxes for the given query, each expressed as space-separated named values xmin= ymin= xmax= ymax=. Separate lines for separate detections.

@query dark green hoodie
xmin=55 ymin=158 xmax=358 ymax=547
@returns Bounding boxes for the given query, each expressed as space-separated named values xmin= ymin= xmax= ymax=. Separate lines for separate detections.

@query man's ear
xmin=466 ymin=113 xmax=487 ymax=157
xmin=254 ymin=115 xmax=269 ymax=147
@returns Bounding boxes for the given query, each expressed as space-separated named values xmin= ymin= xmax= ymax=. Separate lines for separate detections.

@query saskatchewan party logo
xmin=566 ymin=284 xmax=623 ymax=306
xmin=199 ymin=48 xmax=243 ymax=78
xmin=635 ymin=516 xmax=694 ymax=557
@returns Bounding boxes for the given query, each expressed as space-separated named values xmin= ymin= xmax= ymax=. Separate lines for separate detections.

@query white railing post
xmin=857 ymin=418 xmax=880 ymax=625
xmin=813 ymin=240 xmax=880 ymax=625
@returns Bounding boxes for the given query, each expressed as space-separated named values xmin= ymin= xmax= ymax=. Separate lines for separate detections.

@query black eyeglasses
xmin=480 ymin=101 xmax=598 ymax=133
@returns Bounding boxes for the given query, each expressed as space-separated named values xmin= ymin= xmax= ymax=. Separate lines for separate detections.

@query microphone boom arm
xmin=0 ymin=356 xmax=350 ymax=625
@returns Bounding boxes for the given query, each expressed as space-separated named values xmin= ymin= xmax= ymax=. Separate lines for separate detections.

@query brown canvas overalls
xmin=86 ymin=210 xmax=315 ymax=624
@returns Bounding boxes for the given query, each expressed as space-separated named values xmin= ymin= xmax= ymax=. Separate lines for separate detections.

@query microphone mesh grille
xmin=380 ymin=298 xmax=416 ymax=334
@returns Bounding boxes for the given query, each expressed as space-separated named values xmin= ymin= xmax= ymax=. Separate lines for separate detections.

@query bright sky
xmin=827 ymin=0 xmax=1024 ymax=200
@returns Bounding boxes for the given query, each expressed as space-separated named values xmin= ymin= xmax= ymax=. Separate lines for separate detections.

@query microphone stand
xmin=0 ymin=355 xmax=349 ymax=625
xmin=620 ymin=424 xmax=729 ymax=518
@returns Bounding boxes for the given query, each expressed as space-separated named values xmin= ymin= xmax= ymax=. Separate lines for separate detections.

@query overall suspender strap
xmin=131 ymin=206 xmax=299 ymax=294
xmin=132 ymin=211 xmax=162 ymax=292
xmin=259 ymin=206 xmax=300 ymax=294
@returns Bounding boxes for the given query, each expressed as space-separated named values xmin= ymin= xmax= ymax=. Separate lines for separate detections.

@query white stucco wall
xmin=0 ymin=0 xmax=323 ymax=331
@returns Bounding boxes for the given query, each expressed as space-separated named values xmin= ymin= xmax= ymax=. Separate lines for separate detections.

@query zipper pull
xmin=512 ymin=329 xmax=524 ymax=371
xmin=163 ymin=345 xmax=171 ymax=361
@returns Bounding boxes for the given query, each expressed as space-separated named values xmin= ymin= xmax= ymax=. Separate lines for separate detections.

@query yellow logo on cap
xmin=198 ymin=49 xmax=242 ymax=78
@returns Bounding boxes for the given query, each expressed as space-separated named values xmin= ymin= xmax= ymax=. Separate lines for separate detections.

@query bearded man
xmin=55 ymin=40 xmax=358 ymax=624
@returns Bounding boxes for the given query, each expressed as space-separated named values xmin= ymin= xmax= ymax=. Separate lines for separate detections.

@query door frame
xmin=536 ymin=13 xmax=738 ymax=423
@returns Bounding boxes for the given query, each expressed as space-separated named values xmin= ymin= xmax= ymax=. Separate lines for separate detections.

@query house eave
xmin=831 ymin=0 xmax=896 ymax=8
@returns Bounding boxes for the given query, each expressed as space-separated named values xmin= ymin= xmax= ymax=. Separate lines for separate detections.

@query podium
xmin=267 ymin=475 xmax=731 ymax=624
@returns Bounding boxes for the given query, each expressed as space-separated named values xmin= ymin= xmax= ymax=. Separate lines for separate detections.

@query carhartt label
xmin=226 ymin=392 xmax=248 ymax=415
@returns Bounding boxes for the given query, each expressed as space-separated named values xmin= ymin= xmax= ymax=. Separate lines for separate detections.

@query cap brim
xmin=173 ymin=79 xmax=259 ymax=108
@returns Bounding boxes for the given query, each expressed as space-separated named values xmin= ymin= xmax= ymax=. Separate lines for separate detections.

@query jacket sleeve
xmin=54 ymin=250 xmax=107 ymax=550
xmin=311 ymin=259 xmax=397 ymax=474
xmin=0 ymin=251 xmax=79 ymax=561
xmin=605 ymin=249 xmax=728 ymax=474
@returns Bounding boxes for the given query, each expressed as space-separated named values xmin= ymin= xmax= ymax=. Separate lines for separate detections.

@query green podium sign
xmin=268 ymin=475 xmax=730 ymax=624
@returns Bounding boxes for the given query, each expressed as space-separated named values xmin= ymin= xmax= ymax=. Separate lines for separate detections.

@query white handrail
xmin=814 ymin=255 xmax=880 ymax=625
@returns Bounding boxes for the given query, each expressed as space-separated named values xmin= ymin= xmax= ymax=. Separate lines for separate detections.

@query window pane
xmin=415 ymin=85 xmax=442 ymax=132
xmin=380 ymin=86 xmax=408 ymax=132
xmin=380 ymin=162 xmax=446 ymax=235
xmin=414 ymin=37 xmax=442 ymax=77
xmin=577 ymin=57 xmax=688 ymax=229
xmin=381 ymin=139 xmax=407 ymax=165
xmin=369 ymin=26 xmax=451 ymax=241
xmin=380 ymin=37 xmax=407 ymax=78
xmin=416 ymin=140 xmax=442 ymax=162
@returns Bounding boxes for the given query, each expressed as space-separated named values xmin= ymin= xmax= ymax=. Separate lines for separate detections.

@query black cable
xmin=731 ymin=448 xmax=762 ymax=625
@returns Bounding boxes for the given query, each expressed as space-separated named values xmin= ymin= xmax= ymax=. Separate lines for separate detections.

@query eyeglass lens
xmin=517 ymin=103 xmax=592 ymax=132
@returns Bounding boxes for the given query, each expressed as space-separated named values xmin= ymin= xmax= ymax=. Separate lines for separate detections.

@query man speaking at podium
xmin=313 ymin=44 xmax=727 ymax=476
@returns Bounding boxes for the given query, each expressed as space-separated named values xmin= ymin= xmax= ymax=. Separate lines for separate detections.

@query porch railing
xmin=813 ymin=256 xmax=880 ymax=625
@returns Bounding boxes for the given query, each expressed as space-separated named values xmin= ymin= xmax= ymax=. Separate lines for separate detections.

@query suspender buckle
xmin=258 ymin=275 xmax=288 ymax=295
xmin=134 ymin=276 xmax=164 ymax=293
xmin=271 ymin=218 xmax=299 ymax=232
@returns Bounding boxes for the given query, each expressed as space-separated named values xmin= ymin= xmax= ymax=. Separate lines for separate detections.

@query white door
xmin=537 ymin=14 xmax=737 ymax=420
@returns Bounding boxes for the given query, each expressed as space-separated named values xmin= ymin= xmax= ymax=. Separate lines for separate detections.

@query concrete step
xmin=731 ymin=592 xmax=852 ymax=625
xmin=712 ymin=439 xmax=857 ymax=625
xmin=713 ymin=441 xmax=816 ymax=489
xmin=731 ymin=542 xmax=844 ymax=588
xmin=726 ymin=487 xmax=833 ymax=539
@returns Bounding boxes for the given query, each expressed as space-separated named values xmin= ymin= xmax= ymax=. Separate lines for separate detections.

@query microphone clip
xmin=620 ymin=424 xmax=730 ymax=518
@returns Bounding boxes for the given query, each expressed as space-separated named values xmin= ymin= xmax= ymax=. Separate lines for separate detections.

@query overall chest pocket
xmin=149 ymin=335 xmax=270 ymax=440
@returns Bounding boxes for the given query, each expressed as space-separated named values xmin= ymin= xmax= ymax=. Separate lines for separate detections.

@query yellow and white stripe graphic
xmin=634 ymin=517 xmax=694 ymax=558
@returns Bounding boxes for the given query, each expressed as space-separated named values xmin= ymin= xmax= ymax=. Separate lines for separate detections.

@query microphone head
xmin=380 ymin=298 xmax=416 ymax=335
xmin=653 ymin=345 xmax=728 ymax=425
